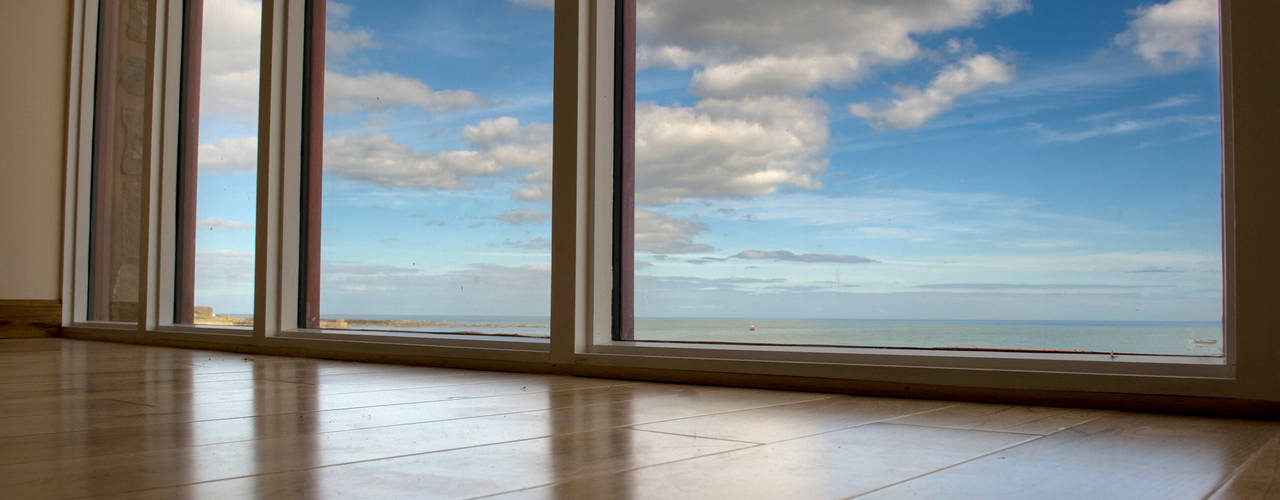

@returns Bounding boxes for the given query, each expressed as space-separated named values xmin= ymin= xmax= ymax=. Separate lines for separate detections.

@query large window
xmin=65 ymin=0 xmax=1280 ymax=407
xmin=620 ymin=0 xmax=1224 ymax=356
xmin=175 ymin=0 xmax=262 ymax=326
xmin=298 ymin=0 xmax=555 ymax=337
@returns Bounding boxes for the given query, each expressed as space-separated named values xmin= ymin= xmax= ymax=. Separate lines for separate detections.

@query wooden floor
xmin=2 ymin=339 xmax=1278 ymax=499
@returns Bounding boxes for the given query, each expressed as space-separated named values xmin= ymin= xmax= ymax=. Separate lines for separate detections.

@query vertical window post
xmin=175 ymin=0 xmax=203 ymax=324
xmin=300 ymin=0 xmax=325 ymax=329
xmin=89 ymin=0 xmax=122 ymax=320
xmin=613 ymin=0 xmax=635 ymax=341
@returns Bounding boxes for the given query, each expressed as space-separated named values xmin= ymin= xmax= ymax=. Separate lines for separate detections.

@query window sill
xmin=588 ymin=340 xmax=1231 ymax=379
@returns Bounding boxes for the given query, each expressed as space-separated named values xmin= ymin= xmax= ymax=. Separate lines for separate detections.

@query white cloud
xmin=491 ymin=209 xmax=550 ymax=225
xmin=510 ymin=97 xmax=830 ymax=206
xmin=325 ymin=2 xmax=380 ymax=60
xmin=193 ymin=250 xmax=254 ymax=313
xmin=510 ymin=0 xmax=554 ymax=9
xmin=197 ymin=136 xmax=257 ymax=173
xmin=196 ymin=0 xmax=264 ymax=124
xmin=322 ymin=135 xmax=502 ymax=190
xmin=1032 ymin=114 xmax=1217 ymax=143
xmin=637 ymin=0 xmax=1027 ymax=98
xmin=917 ymin=283 xmax=1166 ymax=290
xmin=1148 ymin=94 xmax=1197 ymax=109
xmin=925 ymin=250 xmax=1221 ymax=276
xmin=1116 ymin=0 xmax=1218 ymax=71
xmin=320 ymin=263 xmax=551 ymax=316
xmin=1014 ymin=239 xmax=1085 ymax=249
xmin=196 ymin=218 xmax=254 ymax=231
xmin=324 ymin=117 xmax=550 ymax=191
xmin=848 ymin=54 xmax=1014 ymax=130
xmin=944 ymin=37 xmax=979 ymax=55
xmin=690 ymin=54 xmax=872 ymax=98
xmin=324 ymin=72 xmax=486 ymax=115
xmin=461 ymin=118 xmax=554 ymax=203
xmin=197 ymin=0 xmax=483 ymax=123
xmin=730 ymin=250 xmax=876 ymax=264
xmin=635 ymin=210 xmax=711 ymax=254
xmin=635 ymin=97 xmax=828 ymax=205
xmin=503 ymin=237 xmax=552 ymax=249
xmin=463 ymin=116 xmax=523 ymax=148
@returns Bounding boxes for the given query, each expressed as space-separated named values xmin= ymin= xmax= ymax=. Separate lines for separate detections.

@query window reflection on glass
xmin=174 ymin=0 xmax=262 ymax=327
xmin=629 ymin=0 xmax=1223 ymax=355
xmin=88 ymin=0 xmax=156 ymax=322
xmin=302 ymin=1 xmax=554 ymax=337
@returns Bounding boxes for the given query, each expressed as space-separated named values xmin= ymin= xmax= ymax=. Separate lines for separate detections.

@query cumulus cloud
xmin=324 ymin=72 xmax=486 ymax=115
xmin=730 ymin=250 xmax=877 ymax=264
xmin=196 ymin=0 xmax=264 ymax=123
xmin=197 ymin=136 xmax=257 ymax=173
xmin=197 ymin=0 xmax=483 ymax=123
xmin=507 ymin=97 xmax=830 ymax=206
xmin=463 ymin=118 xmax=555 ymax=203
xmin=491 ymin=209 xmax=550 ymax=225
xmin=1116 ymin=0 xmax=1218 ymax=71
xmin=326 ymin=2 xmax=380 ymax=60
xmin=323 ymin=135 xmax=502 ymax=189
xmin=196 ymin=218 xmax=254 ymax=231
xmin=848 ymin=54 xmax=1014 ymax=130
xmin=463 ymin=116 xmax=523 ymax=148
xmin=324 ymin=117 xmax=550 ymax=191
xmin=637 ymin=0 xmax=1026 ymax=98
xmin=635 ymin=97 xmax=828 ymax=205
xmin=635 ymin=210 xmax=711 ymax=254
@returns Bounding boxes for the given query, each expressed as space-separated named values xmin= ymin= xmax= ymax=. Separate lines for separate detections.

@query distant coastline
xmin=193 ymin=314 xmax=546 ymax=330
xmin=189 ymin=314 xmax=1220 ymax=356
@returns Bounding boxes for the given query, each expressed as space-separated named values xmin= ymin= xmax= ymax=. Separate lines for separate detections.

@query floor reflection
xmin=8 ymin=339 xmax=1278 ymax=499
xmin=548 ymin=387 xmax=635 ymax=499
xmin=252 ymin=359 xmax=319 ymax=498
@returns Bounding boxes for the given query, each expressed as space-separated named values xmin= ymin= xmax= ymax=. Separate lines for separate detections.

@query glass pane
xmin=88 ymin=0 xmax=156 ymax=322
xmin=177 ymin=0 xmax=262 ymax=326
xmin=631 ymin=0 xmax=1223 ymax=355
xmin=308 ymin=0 xmax=554 ymax=337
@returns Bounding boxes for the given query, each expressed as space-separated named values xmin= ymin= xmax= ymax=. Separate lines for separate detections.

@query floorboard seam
xmin=626 ymin=427 xmax=764 ymax=445
xmin=1204 ymin=430 xmax=1280 ymax=498
xmin=842 ymin=433 xmax=1049 ymax=499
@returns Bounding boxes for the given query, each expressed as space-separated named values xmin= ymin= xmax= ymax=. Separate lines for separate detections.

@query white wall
xmin=0 ymin=1 xmax=72 ymax=300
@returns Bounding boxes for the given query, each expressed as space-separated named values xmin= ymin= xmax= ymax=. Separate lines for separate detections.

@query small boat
xmin=748 ymin=324 xmax=756 ymax=332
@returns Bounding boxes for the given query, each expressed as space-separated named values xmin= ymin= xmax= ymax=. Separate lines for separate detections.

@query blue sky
xmin=189 ymin=0 xmax=1223 ymax=322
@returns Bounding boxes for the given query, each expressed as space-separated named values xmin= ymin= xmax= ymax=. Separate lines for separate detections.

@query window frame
xmin=60 ymin=0 xmax=1280 ymax=408
xmin=575 ymin=0 xmax=1241 ymax=385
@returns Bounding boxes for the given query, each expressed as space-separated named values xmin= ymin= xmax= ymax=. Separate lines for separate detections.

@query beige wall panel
xmin=0 ymin=1 xmax=73 ymax=300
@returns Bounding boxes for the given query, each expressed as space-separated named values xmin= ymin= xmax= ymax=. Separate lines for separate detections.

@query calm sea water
xmin=323 ymin=315 xmax=1223 ymax=356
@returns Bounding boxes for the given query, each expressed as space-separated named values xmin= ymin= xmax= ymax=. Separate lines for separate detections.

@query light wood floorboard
xmin=2 ymin=338 xmax=1276 ymax=499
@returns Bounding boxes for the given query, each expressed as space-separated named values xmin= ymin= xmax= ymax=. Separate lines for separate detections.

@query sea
xmin=321 ymin=314 xmax=1223 ymax=357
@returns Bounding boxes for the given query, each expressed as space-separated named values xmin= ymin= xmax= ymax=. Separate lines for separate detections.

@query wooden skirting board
xmin=0 ymin=300 xmax=61 ymax=338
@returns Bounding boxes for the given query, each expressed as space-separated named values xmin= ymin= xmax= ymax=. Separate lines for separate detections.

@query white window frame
xmin=61 ymin=0 xmax=1280 ymax=406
